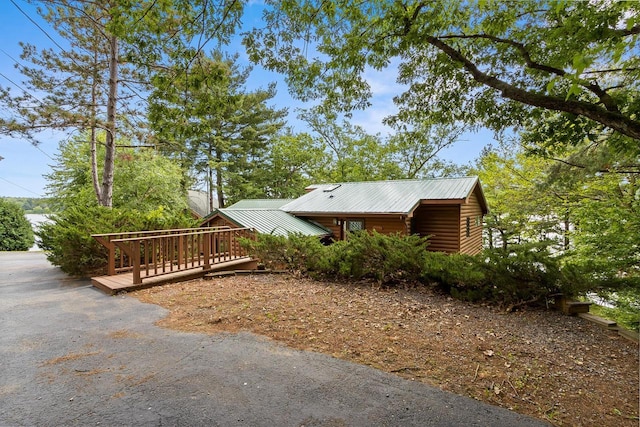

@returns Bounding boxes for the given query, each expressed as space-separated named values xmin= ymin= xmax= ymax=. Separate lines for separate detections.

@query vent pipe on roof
xmin=323 ymin=184 xmax=341 ymax=192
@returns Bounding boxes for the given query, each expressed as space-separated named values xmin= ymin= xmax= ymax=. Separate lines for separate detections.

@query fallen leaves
xmin=133 ymin=274 xmax=639 ymax=427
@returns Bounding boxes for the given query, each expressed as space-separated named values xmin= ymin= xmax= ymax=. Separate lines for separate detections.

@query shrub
xmin=37 ymin=205 xmax=195 ymax=276
xmin=40 ymin=136 xmax=195 ymax=276
xmin=435 ymin=243 xmax=594 ymax=308
xmin=0 ymin=198 xmax=34 ymax=251
xmin=239 ymin=233 xmax=327 ymax=272
xmin=328 ymin=232 xmax=428 ymax=283
xmin=243 ymin=233 xmax=600 ymax=310
xmin=421 ymin=251 xmax=485 ymax=292
xmin=242 ymin=232 xmax=428 ymax=285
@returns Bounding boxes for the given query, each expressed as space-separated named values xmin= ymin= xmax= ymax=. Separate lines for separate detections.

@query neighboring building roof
xmin=213 ymin=208 xmax=331 ymax=237
xmin=226 ymin=199 xmax=294 ymax=209
xmin=188 ymin=190 xmax=216 ymax=217
xmin=281 ymin=177 xmax=487 ymax=215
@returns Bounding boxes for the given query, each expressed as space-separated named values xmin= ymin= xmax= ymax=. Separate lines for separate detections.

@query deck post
xmin=203 ymin=232 xmax=211 ymax=270
xmin=94 ymin=236 xmax=116 ymax=276
xmin=132 ymin=240 xmax=141 ymax=284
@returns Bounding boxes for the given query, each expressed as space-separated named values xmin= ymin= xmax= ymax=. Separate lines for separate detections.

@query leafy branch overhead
xmin=244 ymin=0 xmax=640 ymax=144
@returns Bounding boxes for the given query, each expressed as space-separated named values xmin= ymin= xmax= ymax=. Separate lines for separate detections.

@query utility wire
xmin=33 ymin=144 xmax=55 ymax=161
xmin=0 ymin=175 xmax=42 ymax=197
xmin=0 ymin=71 xmax=42 ymax=103
xmin=9 ymin=0 xmax=67 ymax=53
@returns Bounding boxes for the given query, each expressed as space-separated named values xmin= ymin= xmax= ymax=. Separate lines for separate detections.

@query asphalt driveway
xmin=0 ymin=251 xmax=549 ymax=426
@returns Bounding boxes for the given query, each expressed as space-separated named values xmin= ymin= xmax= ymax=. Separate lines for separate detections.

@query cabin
xmin=202 ymin=177 xmax=488 ymax=255
xmin=282 ymin=177 xmax=488 ymax=255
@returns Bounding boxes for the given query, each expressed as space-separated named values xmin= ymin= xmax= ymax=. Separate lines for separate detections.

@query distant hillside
xmin=2 ymin=197 xmax=53 ymax=214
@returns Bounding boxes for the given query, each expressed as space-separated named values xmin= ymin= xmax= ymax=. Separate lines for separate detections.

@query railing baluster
xmin=153 ymin=238 xmax=158 ymax=275
xmin=169 ymin=236 xmax=175 ymax=272
xmin=143 ymin=239 xmax=149 ymax=278
xmin=94 ymin=227 xmax=252 ymax=283
xmin=203 ymin=231 xmax=211 ymax=270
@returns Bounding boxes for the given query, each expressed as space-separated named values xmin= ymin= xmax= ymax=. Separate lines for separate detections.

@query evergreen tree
xmin=148 ymin=52 xmax=286 ymax=208
xmin=0 ymin=199 xmax=34 ymax=251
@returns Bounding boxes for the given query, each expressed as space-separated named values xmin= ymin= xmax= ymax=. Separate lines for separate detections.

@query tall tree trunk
xmin=101 ymin=33 xmax=118 ymax=207
xmin=215 ymin=147 xmax=225 ymax=208
xmin=208 ymin=167 xmax=215 ymax=212
xmin=90 ymin=47 xmax=101 ymax=203
xmin=563 ymin=211 xmax=570 ymax=251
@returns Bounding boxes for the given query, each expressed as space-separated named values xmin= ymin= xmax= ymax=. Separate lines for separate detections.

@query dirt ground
xmin=132 ymin=273 xmax=639 ymax=427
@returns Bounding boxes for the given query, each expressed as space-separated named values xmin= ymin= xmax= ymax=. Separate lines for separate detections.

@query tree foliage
xmin=245 ymin=0 xmax=640 ymax=146
xmin=2 ymin=198 xmax=52 ymax=214
xmin=38 ymin=134 xmax=195 ymax=275
xmin=148 ymin=52 xmax=286 ymax=208
xmin=255 ymin=131 xmax=328 ymax=198
xmin=300 ymin=110 xmax=404 ymax=182
xmin=475 ymin=139 xmax=639 ymax=300
xmin=295 ymin=109 xmax=466 ymax=183
xmin=0 ymin=199 xmax=34 ymax=251
xmin=46 ymin=133 xmax=188 ymax=215
xmin=475 ymin=145 xmax=568 ymax=250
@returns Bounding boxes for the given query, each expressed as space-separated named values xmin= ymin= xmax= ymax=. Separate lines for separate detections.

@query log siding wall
xmin=459 ymin=188 xmax=484 ymax=255
xmin=412 ymin=205 xmax=461 ymax=253
xmin=300 ymin=215 xmax=407 ymax=240
xmin=202 ymin=216 xmax=237 ymax=229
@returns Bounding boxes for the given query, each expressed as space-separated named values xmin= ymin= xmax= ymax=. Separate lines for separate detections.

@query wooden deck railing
xmin=93 ymin=227 xmax=255 ymax=284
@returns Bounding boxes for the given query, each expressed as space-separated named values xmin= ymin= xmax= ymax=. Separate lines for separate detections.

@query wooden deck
xmin=92 ymin=256 xmax=257 ymax=295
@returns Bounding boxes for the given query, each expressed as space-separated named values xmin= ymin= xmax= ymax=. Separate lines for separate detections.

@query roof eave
xmin=287 ymin=211 xmax=411 ymax=217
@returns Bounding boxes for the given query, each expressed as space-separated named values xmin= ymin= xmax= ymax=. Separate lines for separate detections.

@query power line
xmin=33 ymin=144 xmax=55 ymax=161
xmin=0 ymin=49 xmax=23 ymax=69
xmin=9 ymin=0 xmax=67 ymax=53
xmin=0 ymin=71 xmax=42 ymax=104
xmin=0 ymin=175 xmax=42 ymax=197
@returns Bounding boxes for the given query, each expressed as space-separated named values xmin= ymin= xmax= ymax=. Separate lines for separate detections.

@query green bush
xmin=239 ymin=233 xmax=331 ymax=274
xmin=434 ymin=243 xmax=594 ymax=307
xmin=39 ymin=136 xmax=196 ymax=276
xmin=37 ymin=205 xmax=195 ymax=276
xmin=242 ymin=232 xmax=428 ymax=285
xmin=421 ymin=251 xmax=485 ymax=291
xmin=243 ymin=233 xmax=601 ymax=309
xmin=327 ymin=232 xmax=428 ymax=283
xmin=0 ymin=198 xmax=35 ymax=251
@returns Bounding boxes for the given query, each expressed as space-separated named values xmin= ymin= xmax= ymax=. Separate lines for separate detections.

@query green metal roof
xmin=215 ymin=208 xmax=331 ymax=237
xmin=281 ymin=177 xmax=486 ymax=215
xmin=226 ymin=199 xmax=294 ymax=209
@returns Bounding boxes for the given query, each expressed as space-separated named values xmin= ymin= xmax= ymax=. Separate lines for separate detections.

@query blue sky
xmin=0 ymin=1 xmax=493 ymax=198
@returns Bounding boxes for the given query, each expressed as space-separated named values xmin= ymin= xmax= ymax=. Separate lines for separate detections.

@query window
xmin=466 ymin=217 xmax=471 ymax=237
xmin=346 ymin=219 xmax=364 ymax=233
